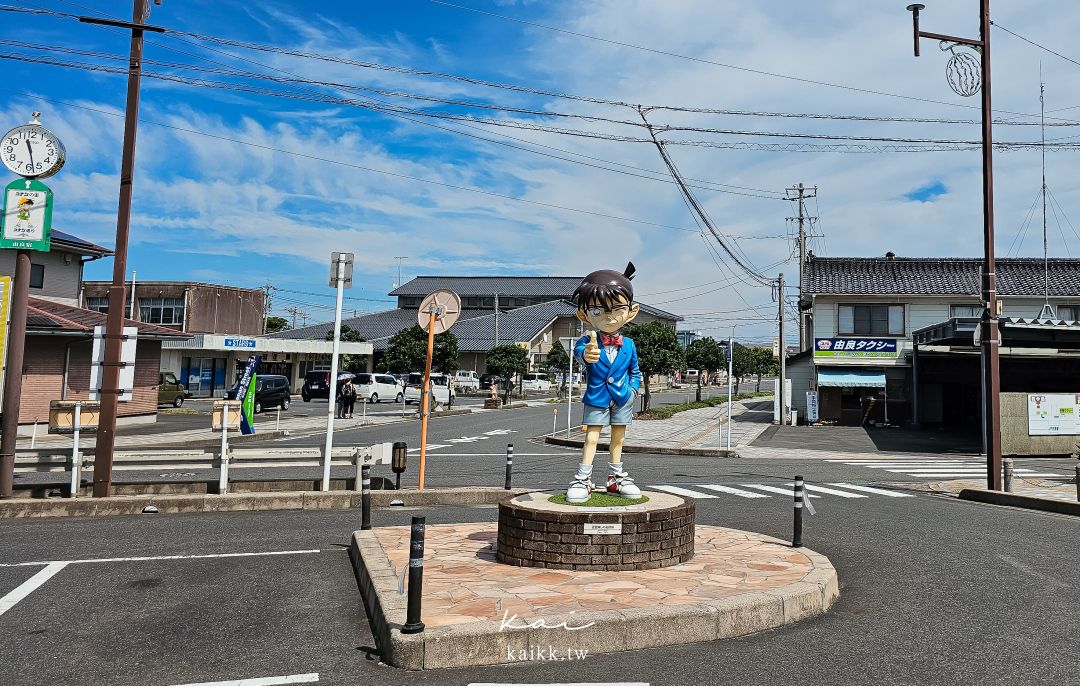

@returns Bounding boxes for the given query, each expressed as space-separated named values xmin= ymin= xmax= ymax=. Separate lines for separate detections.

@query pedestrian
xmin=341 ymin=378 xmax=357 ymax=419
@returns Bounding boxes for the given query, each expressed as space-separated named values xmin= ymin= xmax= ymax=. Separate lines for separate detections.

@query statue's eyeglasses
xmin=586 ymin=305 xmax=629 ymax=317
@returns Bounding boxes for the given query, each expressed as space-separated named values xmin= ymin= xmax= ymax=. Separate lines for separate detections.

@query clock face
xmin=2 ymin=125 xmax=66 ymax=179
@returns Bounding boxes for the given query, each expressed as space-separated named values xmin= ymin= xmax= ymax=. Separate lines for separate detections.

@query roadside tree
xmin=623 ymin=321 xmax=682 ymax=413
xmin=546 ymin=340 xmax=571 ymax=397
xmin=486 ymin=344 xmax=530 ymax=402
xmin=264 ymin=316 xmax=289 ymax=334
xmin=382 ymin=325 xmax=459 ymax=374
xmin=324 ymin=325 xmax=368 ymax=373
xmin=685 ymin=337 xmax=724 ymax=402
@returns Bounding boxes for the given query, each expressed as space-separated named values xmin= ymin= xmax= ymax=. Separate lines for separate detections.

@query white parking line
xmin=0 ymin=549 xmax=324 ymax=568
xmin=0 ymin=562 xmax=69 ymax=617
xmin=171 ymin=673 xmax=319 ymax=686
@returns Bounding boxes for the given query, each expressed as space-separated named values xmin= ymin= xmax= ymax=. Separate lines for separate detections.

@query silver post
xmin=1002 ymin=457 xmax=1014 ymax=493
xmin=219 ymin=401 xmax=230 ymax=495
xmin=68 ymin=402 xmax=82 ymax=498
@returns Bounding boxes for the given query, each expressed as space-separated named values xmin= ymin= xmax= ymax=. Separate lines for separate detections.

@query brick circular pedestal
xmin=496 ymin=491 xmax=694 ymax=571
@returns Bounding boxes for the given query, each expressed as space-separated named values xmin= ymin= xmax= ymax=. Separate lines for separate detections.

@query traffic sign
xmin=329 ymin=252 xmax=354 ymax=288
xmin=1 ymin=178 xmax=52 ymax=251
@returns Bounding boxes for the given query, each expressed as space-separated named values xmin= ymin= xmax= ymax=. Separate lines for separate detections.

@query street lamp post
xmin=906 ymin=2 xmax=1002 ymax=490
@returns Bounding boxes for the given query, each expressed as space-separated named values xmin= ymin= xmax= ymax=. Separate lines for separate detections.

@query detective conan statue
xmin=568 ymin=262 xmax=642 ymax=503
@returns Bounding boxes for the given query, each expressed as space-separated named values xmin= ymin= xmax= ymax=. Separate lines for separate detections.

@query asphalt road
xmin=1 ymin=452 xmax=1077 ymax=686
xmin=6 ymin=382 xmax=1076 ymax=685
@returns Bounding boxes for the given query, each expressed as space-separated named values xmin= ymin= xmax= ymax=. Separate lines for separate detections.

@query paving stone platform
xmin=350 ymin=520 xmax=839 ymax=669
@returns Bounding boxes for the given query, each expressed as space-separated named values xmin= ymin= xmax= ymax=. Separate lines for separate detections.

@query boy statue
xmin=568 ymin=262 xmax=643 ymax=503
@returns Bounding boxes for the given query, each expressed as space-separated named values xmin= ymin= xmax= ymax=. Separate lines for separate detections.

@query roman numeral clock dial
xmin=2 ymin=117 xmax=66 ymax=179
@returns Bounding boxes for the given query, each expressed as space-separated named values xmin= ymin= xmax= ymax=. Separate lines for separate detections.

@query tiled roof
xmin=389 ymin=276 xmax=585 ymax=297
xmin=26 ymin=298 xmax=189 ymax=338
xmin=51 ymin=230 xmax=111 ymax=257
xmin=803 ymin=256 xmax=1080 ymax=296
xmin=273 ymin=298 xmax=682 ymax=352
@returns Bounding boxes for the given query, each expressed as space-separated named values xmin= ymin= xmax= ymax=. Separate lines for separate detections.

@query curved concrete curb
xmin=0 ymin=486 xmax=532 ymax=518
xmin=544 ymin=434 xmax=737 ymax=458
xmin=958 ymin=488 xmax=1080 ymax=516
xmin=350 ymin=526 xmax=838 ymax=670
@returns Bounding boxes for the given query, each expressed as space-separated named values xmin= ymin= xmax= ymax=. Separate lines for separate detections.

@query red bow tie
xmin=600 ymin=333 xmax=623 ymax=347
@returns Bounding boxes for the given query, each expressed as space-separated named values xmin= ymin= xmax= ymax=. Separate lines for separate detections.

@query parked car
xmin=521 ymin=372 xmax=551 ymax=392
xmin=454 ymin=370 xmax=480 ymax=394
xmin=227 ymin=374 xmax=291 ymax=413
xmin=157 ymin=371 xmax=188 ymax=407
xmin=354 ymin=373 xmax=404 ymax=404
xmin=301 ymin=370 xmax=354 ymax=401
xmin=479 ymin=373 xmax=507 ymax=391
xmin=404 ymin=373 xmax=455 ymax=406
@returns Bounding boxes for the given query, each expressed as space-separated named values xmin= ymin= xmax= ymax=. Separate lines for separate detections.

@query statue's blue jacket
xmin=574 ymin=334 xmax=642 ymax=408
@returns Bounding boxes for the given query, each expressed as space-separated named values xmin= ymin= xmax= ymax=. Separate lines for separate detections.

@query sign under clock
xmin=2 ymin=113 xmax=66 ymax=180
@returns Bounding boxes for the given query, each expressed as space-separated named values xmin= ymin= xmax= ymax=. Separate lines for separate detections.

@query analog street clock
xmin=2 ymin=114 xmax=66 ymax=179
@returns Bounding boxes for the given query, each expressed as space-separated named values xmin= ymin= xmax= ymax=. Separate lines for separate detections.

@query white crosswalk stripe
xmin=650 ymin=485 xmax=718 ymax=498
xmin=826 ymin=483 xmax=916 ymax=497
xmin=784 ymin=483 xmax=867 ymax=498
xmin=648 ymin=482 xmax=911 ymax=502
xmin=825 ymin=457 xmax=1062 ymax=479
xmin=696 ymin=484 xmax=770 ymax=498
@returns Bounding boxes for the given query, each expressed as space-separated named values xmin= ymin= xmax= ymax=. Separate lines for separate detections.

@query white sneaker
xmin=607 ymin=470 xmax=641 ymax=498
xmin=566 ymin=474 xmax=593 ymax=503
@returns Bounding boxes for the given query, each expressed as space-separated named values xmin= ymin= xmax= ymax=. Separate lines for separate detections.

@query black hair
xmin=572 ymin=261 xmax=636 ymax=310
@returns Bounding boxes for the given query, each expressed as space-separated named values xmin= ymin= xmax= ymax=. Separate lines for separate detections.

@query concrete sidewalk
xmin=546 ymin=397 xmax=774 ymax=456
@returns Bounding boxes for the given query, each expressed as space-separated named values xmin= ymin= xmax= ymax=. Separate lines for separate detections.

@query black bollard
xmin=361 ymin=464 xmax=371 ymax=531
xmin=504 ymin=443 xmax=514 ymax=490
xmin=792 ymin=475 xmax=804 ymax=548
xmin=1075 ymin=464 xmax=1079 ymax=503
xmin=401 ymin=516 xmax=426 ymax=634
xmin=392 ymin=441 xmax=407 ymax=491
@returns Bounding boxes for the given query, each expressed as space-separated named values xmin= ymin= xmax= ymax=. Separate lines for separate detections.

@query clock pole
xmin=87 ymin=0 xmax=165 ymax=497
xmin=0 ymin=251 xmax=31 ymax=498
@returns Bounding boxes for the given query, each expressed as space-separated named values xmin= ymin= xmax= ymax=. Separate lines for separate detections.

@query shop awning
xmin=818 ymin=368 xmax=886 ymax=388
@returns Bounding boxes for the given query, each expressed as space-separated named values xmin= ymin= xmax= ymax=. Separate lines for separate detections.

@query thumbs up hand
xmin=583 ymin=330 xmax=601 ymax=364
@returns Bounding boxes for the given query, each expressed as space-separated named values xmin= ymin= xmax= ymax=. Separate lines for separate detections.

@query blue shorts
xmin=582 ymin=395 xmax=635 ymax=427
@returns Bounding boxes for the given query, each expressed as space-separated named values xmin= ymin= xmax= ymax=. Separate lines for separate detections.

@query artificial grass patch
xmin=549 ymin=492 xmax=650 ymax=507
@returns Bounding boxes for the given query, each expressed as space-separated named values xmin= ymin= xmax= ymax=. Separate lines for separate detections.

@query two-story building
xmin=81 ymin=281 xmax=372 ymax=397
xmin=0 ymin=231 xmax=191 ymax=430
xmin=791 ymin=253 xmax=1080 ymax=435
xmin=273 ymin=275 xmax=682 ymax=375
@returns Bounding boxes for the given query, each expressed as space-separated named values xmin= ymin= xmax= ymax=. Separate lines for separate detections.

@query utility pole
xmin=778 ymin=273 xmax=786 ymax=426
xmin=261 ymin=281 xmax=273 ymax=334
xmin=0 ymin=252 xmax=30 ymax=498
xmin=88 ymin=0 xmax=166 ymax=498
xmin=494 ymin=293 xmax=500 ymax=347
xmin=284 ymin=306 xmax=304 ymax=330
xmin=787 ymin=183 xmax=817 ymax=352
xmin=906 ymin=2 xmax=1002 ymax=490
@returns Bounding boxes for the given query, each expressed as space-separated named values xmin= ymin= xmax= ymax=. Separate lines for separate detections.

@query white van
xmin=354 ymin=373 xmax=403 ymax=404
xmin=404 ymin=373 xmax=455 ymax=405
xmin=521 ymin=372 xmax=551 ymax=392
xmin=455 ymin=370 xmax=480 ymax=393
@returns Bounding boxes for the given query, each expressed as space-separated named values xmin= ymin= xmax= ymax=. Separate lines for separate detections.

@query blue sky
xmin=4 ymin=1 xmax=1080 ymax=343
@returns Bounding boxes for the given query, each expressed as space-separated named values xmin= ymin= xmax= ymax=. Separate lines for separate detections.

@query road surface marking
xmin=170 ymin=673 xmax=319 ymax=686
xmin=0 ymin=562 xmax=69 ymax=617
xmin=695 ymin=484 xmax=770 ymax=498
xmin=0 ymin=549 xmax=323 ymax=568
xmin=827 ymin=483 xmax=915 ymax=497
xmin=785 ymin=484 xmax=868 ymax=498
xmin=740 ymin=484 xmax=822 ymax=497
xmin=908 ymin=472 xmax=1060 ymax=478
xmin=649 ymin=485 xmax=717 ymax=498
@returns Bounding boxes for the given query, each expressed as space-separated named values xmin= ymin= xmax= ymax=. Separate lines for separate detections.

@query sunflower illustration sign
xmin=0 ymin=178 xmax=52 ymax=251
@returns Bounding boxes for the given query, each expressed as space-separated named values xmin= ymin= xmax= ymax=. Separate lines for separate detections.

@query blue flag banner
xmin=236 ymin=354 xmax=262 ymax=435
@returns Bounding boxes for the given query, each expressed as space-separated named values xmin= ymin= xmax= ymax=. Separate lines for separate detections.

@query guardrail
xmin=13 ymin=443 xmax=395 ymax=497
